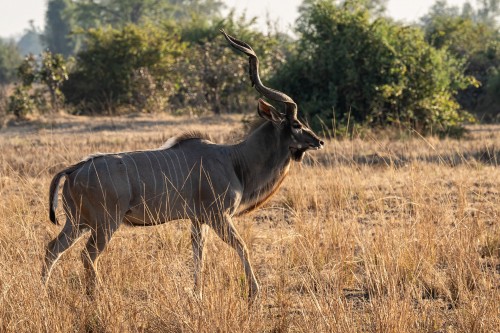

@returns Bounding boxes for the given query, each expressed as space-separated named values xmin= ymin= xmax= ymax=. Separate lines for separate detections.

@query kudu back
xmin=43 ymin=30 xmax=324 ymax=300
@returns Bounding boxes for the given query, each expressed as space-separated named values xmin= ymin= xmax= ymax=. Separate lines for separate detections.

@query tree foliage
xmin=71 ymin=0 xmax=224 ymax=29
xmin=171 ymin=13 xmax=287 ymax=115
xmin=62 ymin=24 xmax=186 ymax=114
xmin=59 ymin=9 xmax=285 ymax=115
xmin=44 ymin=0 xmax=77 ymax=57
xmin=13 ymin=0 xmax=494 ymax=133
xmin=0 ymin=39 xmax=22 ymax=84
xmin=16 ymin=22 xmax=43 ymax=56
xmin=421 ymin=0 xmax=500 ymax=120
xmin=8 ymin=55 xmax=38 ymax=119
xmin=39 ymin=52 xmax=69 ymax=112
xmin=7 ymin=52 xmax=68 ymax=119
xmin=271 ymin=0 xmax=476 ymax=135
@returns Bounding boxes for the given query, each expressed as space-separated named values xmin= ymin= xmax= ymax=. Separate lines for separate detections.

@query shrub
xmin=0 ymin=39 xmax=22 ymax=84
xmin=271 ymin=0 xmax=476 ymax=136
xmin=172 ymin=16 xmax=287 ymax=115
xmin=62 ymin=24 xmax=186 ymax=114
xmin=7 ymin=52 xmax=68 ymax=119
xmin=421 ymin=2 xmax=500 ymax=120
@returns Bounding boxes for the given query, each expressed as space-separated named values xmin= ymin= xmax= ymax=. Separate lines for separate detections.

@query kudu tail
xmin=49 ymin=162 xmax=84 ymax=224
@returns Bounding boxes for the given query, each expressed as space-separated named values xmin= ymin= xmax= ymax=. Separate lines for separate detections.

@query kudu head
xmin=221 ymin=30 xmax=324 ymax=162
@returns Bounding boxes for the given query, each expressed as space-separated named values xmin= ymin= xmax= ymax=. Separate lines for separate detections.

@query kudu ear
xmin=257 ymin=98 xmax=283 ymax=125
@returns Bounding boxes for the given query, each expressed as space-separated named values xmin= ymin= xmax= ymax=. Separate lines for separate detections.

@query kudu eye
xmin=292 ymin=122 xmax=302 ymax=130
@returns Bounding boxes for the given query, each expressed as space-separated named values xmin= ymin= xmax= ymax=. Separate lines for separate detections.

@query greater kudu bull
xmin=42 ymin=30 xmax=324 ymax=300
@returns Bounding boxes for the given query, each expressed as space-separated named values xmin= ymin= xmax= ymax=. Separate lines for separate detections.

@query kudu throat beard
xmin=290 ymin=147 xmax=306 ymax=162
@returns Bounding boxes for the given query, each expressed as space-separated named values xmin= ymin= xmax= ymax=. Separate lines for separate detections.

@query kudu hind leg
xmin=42 ymin=218 xmax=86 ymax=286
xmin=212 ymin=215 xmax=260 ymax=300
xmin=191 ymin=222 xmax=209 ymax=299
xmin=81 ymin=221 xmax=120 ymax=296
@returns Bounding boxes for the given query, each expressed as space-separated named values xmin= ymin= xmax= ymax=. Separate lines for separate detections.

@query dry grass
xmin=0 ymin=113 xmax=499 ymax=333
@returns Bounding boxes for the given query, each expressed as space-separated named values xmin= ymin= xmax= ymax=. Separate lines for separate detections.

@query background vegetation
xmin=272 ymin=0 xmax=477 ymax=135
xmin=0 ymin=0 xmax=499 ymax=134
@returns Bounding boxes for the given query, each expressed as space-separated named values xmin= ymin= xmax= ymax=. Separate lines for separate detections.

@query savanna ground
xmin=0 ymin=113 xmax=499 ymax=333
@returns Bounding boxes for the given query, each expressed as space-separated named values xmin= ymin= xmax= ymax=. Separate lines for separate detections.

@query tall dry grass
xmin=0 ymin=114 xmax=499 ymax=332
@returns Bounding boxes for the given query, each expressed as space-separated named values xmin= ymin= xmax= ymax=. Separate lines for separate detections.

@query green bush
xmin=171 ymin=14 xmax=287 ymax=115
xmin=271 ymin=0 xmax=476 ymax=136
xmin=8 ymin=85 xmax=34 ymax=119
xmin=0 ymin=39 xmax=22 ymax=84
xmin=62 ymin=24 xmax=186 ymax=114
xmin=7 ymin=52 xmax=68 ymax=119
xmin=422 ymin=7 xmax=500 ymax=121
xmin=39 ymin=51 xmax=69 ymax=112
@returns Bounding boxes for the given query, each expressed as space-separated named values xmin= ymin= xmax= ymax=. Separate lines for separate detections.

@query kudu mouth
xmin=289 ymin=140 xmax=324 ymax=162
xmin=310 ymin=140 xmax=325 ymax=150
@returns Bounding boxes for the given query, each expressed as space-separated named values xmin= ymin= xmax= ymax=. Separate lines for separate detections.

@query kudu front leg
xmin=191 ymin=222 xmax=209 ymax=299
xmin=212 ymin=215 xmax=260 ymax=301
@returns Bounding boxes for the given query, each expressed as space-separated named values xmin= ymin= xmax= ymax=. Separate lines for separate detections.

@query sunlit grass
xmin=0 ymin=114 xmax=499 ymax=332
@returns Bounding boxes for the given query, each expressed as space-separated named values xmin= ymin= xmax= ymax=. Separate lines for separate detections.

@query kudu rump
xmin=43 ymin=30 xmax=324 ymax=299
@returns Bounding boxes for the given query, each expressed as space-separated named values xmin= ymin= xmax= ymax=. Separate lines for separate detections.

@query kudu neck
xmin=230 ymin=121 xmax=291 ymax=199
